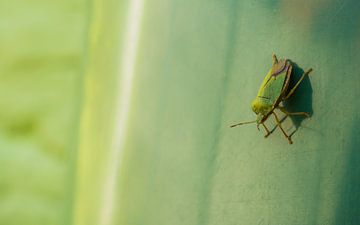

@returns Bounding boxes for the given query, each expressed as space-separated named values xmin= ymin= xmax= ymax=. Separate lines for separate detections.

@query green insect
xmin=231 ymin=54 xmax=313 ymax=144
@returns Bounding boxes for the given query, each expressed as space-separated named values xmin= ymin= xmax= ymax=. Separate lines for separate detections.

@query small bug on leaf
xmin=230 ymin=54 xmax=313 ymax=144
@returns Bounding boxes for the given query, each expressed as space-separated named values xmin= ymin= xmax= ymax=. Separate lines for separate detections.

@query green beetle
xmin=231 ymin=54 xmax=312 ymax=144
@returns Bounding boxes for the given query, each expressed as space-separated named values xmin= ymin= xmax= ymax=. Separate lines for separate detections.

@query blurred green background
xmin=0 ymin=0 xmax=86 ymax=224
xmin=1 ymin=0 xmax=360 ymax=225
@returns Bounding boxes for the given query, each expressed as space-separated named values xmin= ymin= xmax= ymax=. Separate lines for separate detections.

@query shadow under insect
xmin=270 ymin=61 xmax=314 ymax=137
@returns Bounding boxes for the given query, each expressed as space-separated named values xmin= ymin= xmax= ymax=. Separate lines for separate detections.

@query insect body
xmin=231 ymin=54 xmax=312 ymax=144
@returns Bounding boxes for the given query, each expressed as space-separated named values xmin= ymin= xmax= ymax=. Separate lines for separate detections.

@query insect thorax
xmin=251 ymin=97 xmax=272 ymax=115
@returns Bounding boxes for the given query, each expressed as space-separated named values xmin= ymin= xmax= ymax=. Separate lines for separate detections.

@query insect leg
xmin=272 ymin=112 xmax=293 ymax=144
xmin=278 ymin=106 xmax=310 ymax=117
xmin=272 ymin=53 xmax=278 ymax=65
xmin=284 ymin=68 xmax=313 ymax=99
xmin=262 ymin=123 xmax=271 ymax=138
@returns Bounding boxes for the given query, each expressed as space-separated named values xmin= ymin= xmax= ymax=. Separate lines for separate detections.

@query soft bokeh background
xmin=1 ymin=0 xmax=360 ymax=225
xmin=0 ymin=0 xmax=86 ymax=224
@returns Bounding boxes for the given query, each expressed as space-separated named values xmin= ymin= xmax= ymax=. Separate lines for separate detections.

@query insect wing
xmin=257 ymin=61 xmax=288 ymax=104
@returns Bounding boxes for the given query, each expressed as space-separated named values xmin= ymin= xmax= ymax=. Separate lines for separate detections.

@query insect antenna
xmin=230 ymin=120 xmax=257 ymax=128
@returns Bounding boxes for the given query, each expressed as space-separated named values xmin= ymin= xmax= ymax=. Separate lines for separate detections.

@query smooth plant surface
xmin=117 ymin=1 xmax=360 ymax=225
